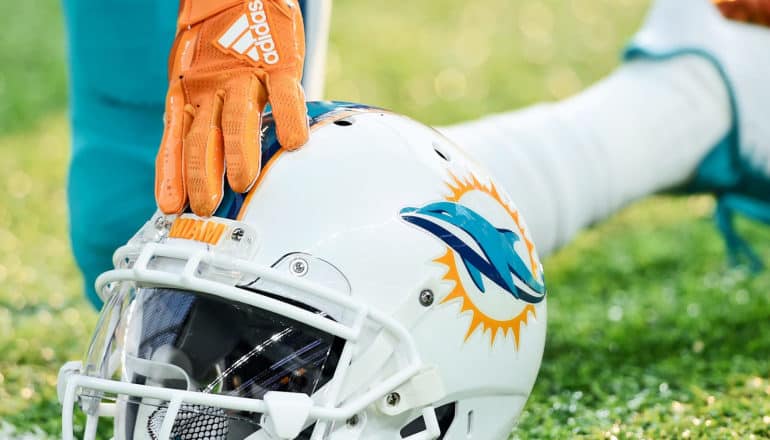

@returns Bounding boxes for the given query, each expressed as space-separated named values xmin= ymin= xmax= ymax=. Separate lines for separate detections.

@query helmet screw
xmin=231 ymin=228 xmax=245 ymax=242
xmin=385 ymin=392 xmax=401 ymax=407
xmin=419 ymin=289 xmax=435 ymax=307
xmin=346 ymin=414 xmax=359 ymax=427
xmin=154 ymin=215 xmax=170 ymax=230
xmin=290 ymin=258 xmax=309 ymax=277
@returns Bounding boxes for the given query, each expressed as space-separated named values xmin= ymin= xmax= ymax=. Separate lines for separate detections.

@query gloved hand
xmin=714 ymin=0 xmax=770 ymax=26
xmin=156 ymin=0 xmax=308 ymax=217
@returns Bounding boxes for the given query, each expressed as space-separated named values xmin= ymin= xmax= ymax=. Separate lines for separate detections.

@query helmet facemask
xmin=59 ymin=222 xmax=430 ymax=440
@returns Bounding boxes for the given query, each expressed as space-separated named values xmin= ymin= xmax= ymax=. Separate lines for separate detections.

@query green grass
xmin=518 ymin=200 xmax=770 ymax=438
xmin=2 ymin=0 xmax=770 ymax=438
xmin=0 ymin=1 xmax=67 ymax=134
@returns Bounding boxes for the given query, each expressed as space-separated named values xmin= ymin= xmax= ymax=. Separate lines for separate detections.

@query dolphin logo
xmin=400 ymin=201 xmax=546 ymax=304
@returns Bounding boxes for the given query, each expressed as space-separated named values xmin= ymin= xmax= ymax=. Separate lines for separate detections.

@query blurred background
xmin=1 ymin=0 xmax=769 ymax=438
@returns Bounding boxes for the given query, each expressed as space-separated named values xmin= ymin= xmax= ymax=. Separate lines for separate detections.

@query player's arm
xmin=155 ymin=0 xmax=309 ymax=217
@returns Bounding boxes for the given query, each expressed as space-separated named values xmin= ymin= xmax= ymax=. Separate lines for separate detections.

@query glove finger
xmin=185 ymin=91 xmax=226 ymax=217
xmin=266 ymin=73 xmax=309 ymax=151
xmin=222 ymin=74 xmax=268 ymax=193
xmin=155 ymin=80 xmax=189 ymax=214
xmin=717 ymin=0 xmax=770 ymax=25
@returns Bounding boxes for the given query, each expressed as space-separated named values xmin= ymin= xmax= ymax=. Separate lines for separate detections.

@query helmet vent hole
xmin=432 ymin=143 xmax=450 ymax=161
xmin=334 ymin=118 xmax=354 ymax=127
xmin=466 ymin=410 xmax=474 ymax=436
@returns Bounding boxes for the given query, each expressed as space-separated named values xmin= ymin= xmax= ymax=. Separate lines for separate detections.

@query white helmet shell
xmin=59 ymin=102 xmax=547 ymax=440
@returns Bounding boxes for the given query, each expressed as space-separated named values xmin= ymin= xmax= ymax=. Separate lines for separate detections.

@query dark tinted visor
xmin=129 ymin=287 xmax=343 ymax=398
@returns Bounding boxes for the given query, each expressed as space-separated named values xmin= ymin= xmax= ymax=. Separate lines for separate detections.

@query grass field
xmin=1 ymin=0 xmax=769 ymax=438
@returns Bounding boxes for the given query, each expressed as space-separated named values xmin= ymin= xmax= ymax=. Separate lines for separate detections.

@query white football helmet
xmin=58 ymin=102 xmax=548 ymax=440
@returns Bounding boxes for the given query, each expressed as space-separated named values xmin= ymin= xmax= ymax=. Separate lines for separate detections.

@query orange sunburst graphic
xmin=443 ymin=172 xmax=539 ymax=275
xmin=435 ymin=172 xmax=541 ymax=348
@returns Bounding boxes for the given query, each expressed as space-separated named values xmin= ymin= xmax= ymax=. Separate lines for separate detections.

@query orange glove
xmin=714 ymin=0 xmax=770 ymax=26
xmin=156 ymin=0 xmax=309 ymax=217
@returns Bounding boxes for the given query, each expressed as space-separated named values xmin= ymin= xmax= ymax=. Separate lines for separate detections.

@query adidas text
xmin=217 ymin=0 xmax=280 ymax=65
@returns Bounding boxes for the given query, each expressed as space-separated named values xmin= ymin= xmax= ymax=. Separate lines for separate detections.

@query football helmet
xmin=58 ymin=102 xmax=548 ymax=440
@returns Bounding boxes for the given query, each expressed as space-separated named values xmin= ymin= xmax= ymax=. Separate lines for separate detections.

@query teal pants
xmin=63 ymin=0 xmax=178 ymax=307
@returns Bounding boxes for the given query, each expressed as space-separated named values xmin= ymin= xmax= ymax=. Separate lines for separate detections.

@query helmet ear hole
xmin=399 ymin=402 xmax=457 ymax=439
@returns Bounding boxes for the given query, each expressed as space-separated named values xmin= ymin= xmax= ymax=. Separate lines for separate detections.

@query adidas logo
xmin=217 ymin=0 xmax=279 ymax=65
